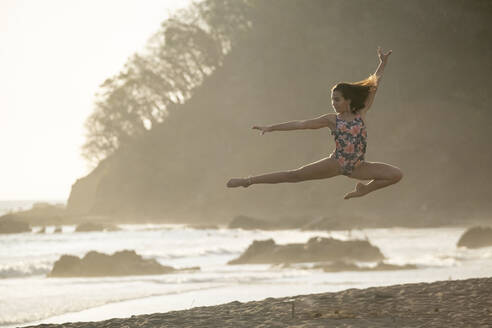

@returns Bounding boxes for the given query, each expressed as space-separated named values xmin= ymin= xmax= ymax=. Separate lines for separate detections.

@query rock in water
xmin=457 ymin=226 xmax=492 ymax=249
xmin=49 ymin=250 xmax=199 ymax=277
xmin=228 ymin=237 xmax=384 ymax=264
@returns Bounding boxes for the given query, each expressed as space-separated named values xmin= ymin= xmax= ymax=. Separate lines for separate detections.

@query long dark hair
xmin=332 ymin=75 xmax=378 ymax=114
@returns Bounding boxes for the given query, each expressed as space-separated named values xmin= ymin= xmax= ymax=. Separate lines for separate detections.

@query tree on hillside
xmin=82 ymin=0 xmax=251 ymax=166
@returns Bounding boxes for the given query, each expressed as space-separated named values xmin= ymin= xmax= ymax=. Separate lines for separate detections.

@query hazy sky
xmin=0 ymin=0 xmax=191 ymax=201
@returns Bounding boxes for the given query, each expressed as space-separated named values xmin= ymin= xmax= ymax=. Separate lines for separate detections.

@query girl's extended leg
xmin=227 ymin=157 xmax=342 ymax=187
xmin=344 ymin=161 xmax=403 ymax=199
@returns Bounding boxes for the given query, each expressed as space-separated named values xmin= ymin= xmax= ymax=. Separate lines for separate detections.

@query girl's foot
xmin=227 ymin=177 xmax=252 ymax=188
xmin=344 ymin=182 xmax=368 ymax=199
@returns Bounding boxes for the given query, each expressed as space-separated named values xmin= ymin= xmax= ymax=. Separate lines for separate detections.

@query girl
xmin=227 ymin=47 xmax=403 ymax=199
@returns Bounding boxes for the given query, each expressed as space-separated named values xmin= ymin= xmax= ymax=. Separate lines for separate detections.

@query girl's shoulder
xmin=326 ymin=113 xmax=337 ymax=129
xmin=315 ymin=113 xmax=337 ymax=131
xmin=326 ymin=113 xmax=337 ymax=121
xmin=358 ymin=112 xmax=367 ymax=125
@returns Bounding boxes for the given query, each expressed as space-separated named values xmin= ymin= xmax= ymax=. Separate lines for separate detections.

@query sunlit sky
xmin=0 ymin=0 xmax=191 ymax=201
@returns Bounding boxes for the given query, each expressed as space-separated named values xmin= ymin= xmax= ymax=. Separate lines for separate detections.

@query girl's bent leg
xmin=344 ymin=161 xmax=403 ymax=199
xmin=227 ymin=157 xmax=342 ymax=187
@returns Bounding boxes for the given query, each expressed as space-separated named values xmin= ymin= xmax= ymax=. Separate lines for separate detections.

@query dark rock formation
xmin=457 ymin=226 xmax=492 ymax=249
xmin=228 ymin=237 xmax=384 ymax=264
xmin=54 ymin=226 xmax=63 ymax=233
xmin=5 ymin=202 xmax=68 ymax=226
xmin=75 ymin=222 xmax=121 ymax=232
xmin=48 ymin=250 xmax=199 ymax=277
xmin=0 ymin=215 xmax=32 ymax=234
xmin=37 ymin=226 xmax=46 ymax=234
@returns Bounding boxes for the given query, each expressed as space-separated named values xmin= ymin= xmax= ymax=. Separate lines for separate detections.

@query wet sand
xmin=25 ymin=277 xmax=491 ymax=327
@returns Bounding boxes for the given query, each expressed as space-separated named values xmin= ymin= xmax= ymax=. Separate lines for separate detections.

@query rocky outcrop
xmin=66 ymin=159 xmax=110 ymax=216
xmin=75 ymin=222 xmax=121 ymax=232
xmin=48 ymin=250 xmax=199 ymax=277
xmin=0 ymin=215 xmax=32 ymax=234
xmin=457 ymin=226 xmax=492 ymax=249
xmin=1 ymin=203 xmax=68 ymax=226
xmin=228 ymin=237 xmax=384 ymax=264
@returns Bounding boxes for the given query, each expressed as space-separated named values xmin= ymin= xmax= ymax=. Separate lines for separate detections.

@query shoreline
xmin=2 ymin=201 xmax=490 ymax=230
xmin=23 ymin=277 xmax=491 ymax=327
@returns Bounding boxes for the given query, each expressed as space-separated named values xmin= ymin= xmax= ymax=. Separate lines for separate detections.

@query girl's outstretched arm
xmin=361 ymin=47 xmax=392 ymax=113
xmin=252 ymin=114 xmax=333 ymax=135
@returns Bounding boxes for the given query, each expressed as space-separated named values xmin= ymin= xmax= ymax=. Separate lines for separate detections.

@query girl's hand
xmin=252 ymin=125 xmax=271 ymax=135
xmin=377 ymin=46 xmax=392 ymax=62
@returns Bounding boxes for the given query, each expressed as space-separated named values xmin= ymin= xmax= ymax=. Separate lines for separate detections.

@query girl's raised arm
xmin=375 ymin=46 xmax=391 ymax=79
xmin=361 ymin=47 xmax=392 ymax=113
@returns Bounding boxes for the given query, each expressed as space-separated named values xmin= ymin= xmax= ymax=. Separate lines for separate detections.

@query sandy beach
xmin=24 ymin=277 xmax=491 ymax=327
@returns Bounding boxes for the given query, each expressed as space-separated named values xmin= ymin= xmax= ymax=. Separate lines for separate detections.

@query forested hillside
xmin=67 ymin=0 xmax=492 ymax=225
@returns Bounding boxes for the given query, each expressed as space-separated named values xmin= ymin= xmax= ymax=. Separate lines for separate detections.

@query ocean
xmin=0 ymin=202 xmax=491 ymax=327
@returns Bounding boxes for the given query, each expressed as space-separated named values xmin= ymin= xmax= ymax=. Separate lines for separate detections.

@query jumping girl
xmin=226 ymin=47 xmax=403 ymax=199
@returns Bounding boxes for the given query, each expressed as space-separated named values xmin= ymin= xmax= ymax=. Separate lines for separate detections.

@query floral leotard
xmin=330 ymin=113 xmax=367 ymax=176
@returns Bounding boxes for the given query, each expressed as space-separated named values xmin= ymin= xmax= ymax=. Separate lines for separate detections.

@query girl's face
xmin=331 ymin=90 xmax=350 ymax=114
